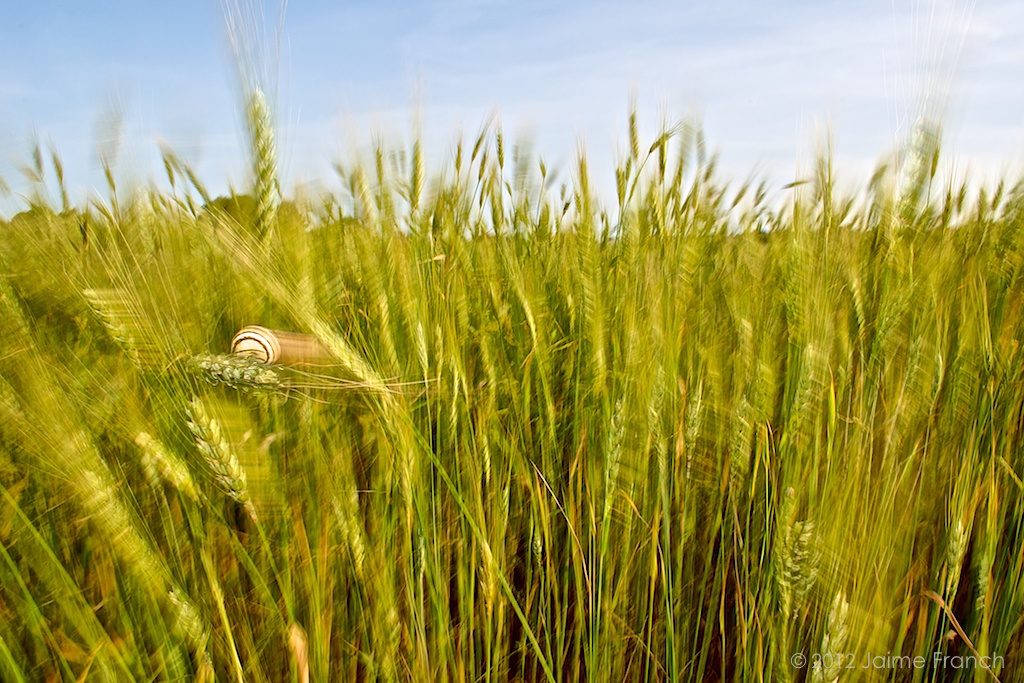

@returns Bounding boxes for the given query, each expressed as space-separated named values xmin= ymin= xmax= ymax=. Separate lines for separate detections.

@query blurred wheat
xmin=0 ymin=102 xmax=1022 ymax=683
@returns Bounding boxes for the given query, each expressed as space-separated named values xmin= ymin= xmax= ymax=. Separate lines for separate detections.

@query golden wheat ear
xmin=231 ymin=325 xmax=332 ymax=366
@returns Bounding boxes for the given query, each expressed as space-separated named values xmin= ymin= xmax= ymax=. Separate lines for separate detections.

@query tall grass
xmin=1 ymin=108 xmax=1023 ymax=682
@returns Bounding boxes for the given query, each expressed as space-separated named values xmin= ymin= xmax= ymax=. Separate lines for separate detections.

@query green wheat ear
xmin=944 ymin=518 xmax=969 ymax=600
xmin=776 ymin=488 xmax=818 ymax=620
xmin=811 ymin=592 xmax=850 ymax=683
xmin=135 ymin=431 xmax=201 ymax=502
xmin=247 ymin=88 xmax=279 ymax=243
xmin=186 ymin=397 xmax=257 ymax=522
xmin=192 ymin=354 xmax=282 ymax=391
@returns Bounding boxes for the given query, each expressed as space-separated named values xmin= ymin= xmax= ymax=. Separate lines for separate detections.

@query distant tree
xmin=3 ymin=204 xmax=90 ymax=247
xmin=202 ymin=193 xmax=302 ymax=237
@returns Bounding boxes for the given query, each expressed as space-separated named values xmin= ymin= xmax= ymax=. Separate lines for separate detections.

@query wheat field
xmin=1 ymin=99 xmax=1023 ymax=682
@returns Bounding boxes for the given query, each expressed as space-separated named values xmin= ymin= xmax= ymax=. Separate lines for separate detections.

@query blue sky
xmin=1 ymin=1 xmax=1021 ymax=214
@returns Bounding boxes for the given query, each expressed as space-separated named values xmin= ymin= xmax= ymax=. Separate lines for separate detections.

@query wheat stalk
xmin=288 ymin=623 xmax=310 ymax=683
xmin=78 ymin=468 xmax=210 ymax=654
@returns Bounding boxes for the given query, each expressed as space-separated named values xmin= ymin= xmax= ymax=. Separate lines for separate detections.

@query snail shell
xmin=231 ymin=326 xmax=331 ymax=366
xmin=231 ymin=326 xmax=281 ymax=363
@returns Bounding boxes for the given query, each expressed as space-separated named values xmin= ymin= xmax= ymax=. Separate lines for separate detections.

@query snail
xmin=231 ymin=326 xmax=330 ymax=366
